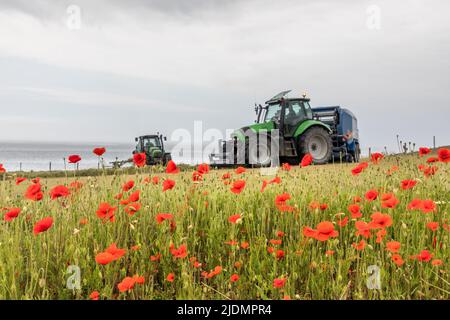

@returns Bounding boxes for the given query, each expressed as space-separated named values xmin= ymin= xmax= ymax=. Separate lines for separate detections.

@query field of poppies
xmin=0 ymin=147 xmax=449 ymax=300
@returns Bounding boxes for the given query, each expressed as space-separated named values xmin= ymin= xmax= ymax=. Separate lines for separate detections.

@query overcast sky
xmin=0 ymin=0 xmax=449 ymax=153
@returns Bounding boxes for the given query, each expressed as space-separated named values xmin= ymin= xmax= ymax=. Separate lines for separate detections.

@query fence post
xmin=433 ymin=136 xmax=436 ymax=150
xmin=49 ymin=162 xmax=52 ymax=172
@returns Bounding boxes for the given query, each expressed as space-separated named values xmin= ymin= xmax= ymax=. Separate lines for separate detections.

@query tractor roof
xmin=139 ymin=134 xmax=160 ymax=138
xmin=265 ymin=90 xmax=310 ymax=104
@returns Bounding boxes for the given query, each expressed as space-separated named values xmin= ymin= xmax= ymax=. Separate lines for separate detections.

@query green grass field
xmin=0 ymin=153 xmax=448 ymax=300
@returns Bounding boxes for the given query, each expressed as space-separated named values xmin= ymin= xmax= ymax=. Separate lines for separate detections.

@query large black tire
xmin=298 ymin=127 xmax=332 ymax=164
xmin=248 ymin=133 xmax=272 ymax=167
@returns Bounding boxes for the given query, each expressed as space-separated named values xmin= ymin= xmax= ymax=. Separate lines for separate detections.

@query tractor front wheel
xmin=299 ymin=127 xmax=332 ymax=165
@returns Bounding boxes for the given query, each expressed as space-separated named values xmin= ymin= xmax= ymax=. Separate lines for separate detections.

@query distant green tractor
xmin=209 ymin=90 xmax=360 ymax=166
xmin=133 ymin=134 xmax=172 ymax=165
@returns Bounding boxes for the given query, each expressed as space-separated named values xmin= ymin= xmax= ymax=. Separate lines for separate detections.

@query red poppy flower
xmin=104 ymin=243 xmax=126 ymax=260
xmin=156 ymin=213 xmax=173 ymax=224
xmin=392 ymin=254 xmax=404 ymax=266
xmin=270 ymin=176 xmax=281 ymax=184
xmin=419 ymin=147 xmax=431 ymax=157
xmin=133 ymin=275 xmax=145 ymax=284
xmin=355 ymin=221 xmax=371 ymax=238
xmin=407 ymin=198 xmax=423 ymax=210
xmin=197 ymin=163 xmax=210 ymax=174
xmin=230 ymin=274 xmax=240 ymax=282
xmin=133 ymin=152 xmax=146 ymax=167
xmin=260 ymin=180 xmax=268 ymax=192
xmin=401 ymin=179 xmax=417 ymax=190
xmin=166 ymin=273 xmax=175 ymax=282
xmin=162 ymin=179 xmax=176 ymax=192
xmin=371 ymin=152 xmax=384 ymax=164
xmin=0 ymin=164 xmax=5 ymax=173
xmin=124 ymin=202 xmax=141 ymax=215
xmin=426 ymin=222 xmax=439 ymax=232
xmin=16 ymin=177 xmax=27 ymax=185
xmin=282 ymin=163 xmax=291 ymax=171
xmin=152 ymin=176 xmax=160 ymax=184
xmin=381 ymin=196 xmax=400 ymax=209
xmin=25 ymin=183 xmax=43 ymax=201
xmin=68 ymin=155 xmax=81 ymax=164
xmin=386 ymin=241 xmax=401 ymax=253
xmin=369 ymin=212 xmax=393 ymax=229
xmin=241 ymin=241 xmax=249 ymax=249
xmin=315 ymin=221 xmax=339 ymax=241
xmin=150 ymin=253 xmax=162 ymax=262
xmin=300 ymin=153 xmax=313 ymax=167
xmin=415 ymin=250 xmax=433 ymax=262
xmin=325 ymin=250 xmax=335 ymax=256
xmin=192 ymin=171 xmax=203 ymax=182
xmin=275 ymin=193 xmax=294 ymax=212
xmin=4 ymin=208 xmax=21 ymax=222
xmin=89 ymin=291 xmax=100 ymax=300
xmin=233 ymin=166 xmax=245 ymax=174
xmin=275 ymin=249 xmax=285 ymax=260
xmin=206 ymin=266 xmax=223 ymax=279
xmin=365 ymin=189 xmax=378 ymax=201
xmin=423 ymin=165 xmax=438 ymax=177
xmin=352 ymin=240 xmax=366 ymax=251
xmin=96 ymin=202 xmax=117 ymax=222
xmin=337 ymin=216 xmax=349 ymax=227
xmin=33 ymin=216 xmax=53 ymax=235
xmin=166 ymin=160 xmax=180 ymax=174
xmin=421 ymin=199 xmax=436 ymax=213
xmin=122 ymin=180 xmax=134 ymax=192
xmin=432 ymin=259 xmax=443 ymax=266
xmin=128 ymin=190 xmax=140 ymax=203
xmin=117 ymin=277 xmax=135 ymax=292
xmin=351 ymin=163 xmax=365 ymax=175
xmin=273 ymin=278 xmax=286 ymax=288
xmin=69 ymin=180 xmax=83 ymax=190
xmin=427 ymin=157 xmax=439 ymax=163
xmin=222 ymin=172 xmax=231 ymax=180
xmin=50 ymin=185 xmax=70 ymax=200
xmin=228 ymin=214 xmax=242 ymax=224
xmin=438 ymin=148 xmax=450 ymax=162
xmin=95 ymin=252 xmax=115 ymax=265
xmin=93 ymin=147 xmax=106 ymax=157
xmin=275 ymin=193 xmax=291 ymax=206
xmin=348 ymin=204 xmax=362 ymax=218
xmin=230 ymin=180 xmax=246 ymax=194
xmin=170 ymin=244 xmax=188 ymax=259
xmin=353 ymin=196 xmax=362 ymax=203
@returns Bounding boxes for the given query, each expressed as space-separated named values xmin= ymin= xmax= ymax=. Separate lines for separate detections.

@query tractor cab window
xmin=284 ymin=101 xmax=305 ymax=124
xmin=142 ymin=137 xmax=161 ymax=149
xmin=303 ymin=101 xmax=313 ymax=119
xmin=264 ymin=103 xmax=282 ymax=122
xmin=284 ymin=101 xmax=312 ymax=136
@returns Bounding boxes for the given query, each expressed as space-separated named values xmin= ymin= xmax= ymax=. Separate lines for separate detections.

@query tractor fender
xmin=293 ymin=120 xmax=331 ymax=138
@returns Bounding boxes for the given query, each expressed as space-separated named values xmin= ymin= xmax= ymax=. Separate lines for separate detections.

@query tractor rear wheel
xmin=299 ymin=127 xmax=332 ymax=164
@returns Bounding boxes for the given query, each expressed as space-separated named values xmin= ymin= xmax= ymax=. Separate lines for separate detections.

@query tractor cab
xmin=255 ymin=90 xmax=314 ymax=137
xmin=134 ymin=134 xmax=171 ymax=165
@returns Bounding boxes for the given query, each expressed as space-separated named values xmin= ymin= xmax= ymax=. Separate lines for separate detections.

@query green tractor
xmin=210 ymin=90 xmax=358 ymax=166
xmin=133 ymin=133 xmax=172 ymax=165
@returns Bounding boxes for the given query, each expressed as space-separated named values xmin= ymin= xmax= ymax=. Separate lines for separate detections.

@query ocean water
xmin=0 ymin=141 xmax=135 ymax=172
xmin=0 ymin=141 xmax=213 ymax=172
